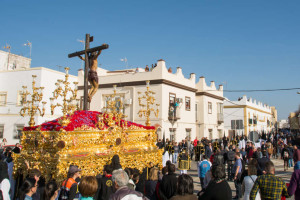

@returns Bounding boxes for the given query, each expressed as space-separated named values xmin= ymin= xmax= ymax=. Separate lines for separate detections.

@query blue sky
xmin=1 ymin=0 xmax=299 ymax=120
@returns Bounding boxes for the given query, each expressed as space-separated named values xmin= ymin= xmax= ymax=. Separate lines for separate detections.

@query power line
xmin=215 ymin=87 xmax=300 ymax=92
xmin=224 ymin=98 xmax=242 ymax=106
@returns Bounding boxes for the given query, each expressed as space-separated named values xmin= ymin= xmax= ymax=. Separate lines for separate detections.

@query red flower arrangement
xmin=23 ymin=110 xmax=155 ymax=131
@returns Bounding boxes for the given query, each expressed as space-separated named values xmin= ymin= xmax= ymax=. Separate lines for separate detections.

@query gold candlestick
xmin=20 ymin=75 xmax=46 ymax=127
xmin=50 ymin=67 xmax=79 ymax=126
xmin=138 ymin=80 xmax=159 ymax=126
xmin=103 ymin=85 xmax=127 ymax=127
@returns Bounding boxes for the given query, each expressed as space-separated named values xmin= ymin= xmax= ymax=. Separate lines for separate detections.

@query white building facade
xmin=0 ymin=50 xmax=31 ymax=71
xmin=0 ymin=67 xmax=77 ymax=145
xmin=195 ymin=77 xmax=225 ymax=140
xmin=77 ymin=59 xmax=226 ymax=142
xmin=224 ymin=95 xmax=276 ymax=141
xmin=78 ymin=59 xmax=197 ymax=142
xmin=278 ymin=119 xmax=289 ymax=129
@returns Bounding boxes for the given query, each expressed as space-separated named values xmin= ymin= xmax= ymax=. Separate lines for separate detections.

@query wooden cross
xmin=68 ymin=34 xmax=109 ymax=110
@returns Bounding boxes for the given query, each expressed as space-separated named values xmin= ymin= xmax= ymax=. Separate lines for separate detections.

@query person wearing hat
xmin=178 ymin=149 xmax=190 ymax=174
xmin=59 ymin=165 xmax=81 ymax=200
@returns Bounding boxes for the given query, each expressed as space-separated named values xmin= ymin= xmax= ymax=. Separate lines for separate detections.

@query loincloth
xmin=88 ymin=70 xmax=98 ymax=83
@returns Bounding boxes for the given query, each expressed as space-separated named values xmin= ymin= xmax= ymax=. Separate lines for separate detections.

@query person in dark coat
xmin=156 ymin=139 xmax=164 ymax=149
xmin=257 ymin=151 xmax=269 ymax=175
xmin=160 ymin=164 xmax=177 ymax=199
xmin=223 ymin=137 xmax=228 ymax=148
xmin=110 ymin=155 xmax=122 ymax=171
xmin=205 ymin=142 xmax=213 ymax=160
xmin=95 ymin=165 xmax=114 ymax=200
xmin=12 ymin=143 xmax=21 ymax=154
xmin=198 ymin=164 xmax=232 ymax=200
xmin=170 ymin=174 xmax=197 ymax=200
xmin=144 ymin=167 xmax=159 ymax=200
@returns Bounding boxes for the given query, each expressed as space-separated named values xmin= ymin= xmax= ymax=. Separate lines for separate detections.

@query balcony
xmin=168 ymin=106 xmax=180 ymax=122
xmin=217 ymin=113 xmax=224 ymax=123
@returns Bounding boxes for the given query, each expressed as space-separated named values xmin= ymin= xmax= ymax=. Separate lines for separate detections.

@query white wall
xmin=196 ymin=77 xmax=225 ymax=139
xmin=0 ymin=67 xmax=77 ymax=145
xmin=223 ymin=107 xmax=245 ymax=135
xmin=224 ymin=95 xmax=275 ymax=137
xmin=0 ymin=50 xmax=31 ymax=71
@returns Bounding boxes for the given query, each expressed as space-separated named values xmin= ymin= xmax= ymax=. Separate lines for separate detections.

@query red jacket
xmin=193 ymin=139 xmax=198 ymax=147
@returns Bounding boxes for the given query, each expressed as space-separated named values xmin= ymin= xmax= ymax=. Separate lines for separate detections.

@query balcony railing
xmin=168 ymin=106 xmax=180 ymax=122
xmin=217 ymin=113 xmax=224 ymax=123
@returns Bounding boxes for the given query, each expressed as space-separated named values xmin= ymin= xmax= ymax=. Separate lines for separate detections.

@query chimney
xmin=190 ymin=73 xmax=195 ymax=80
xmin=176 ymin=67 xmax=182 ymax=74
xmin=157 ymin=59 xmax=166 ymax=69
xmin=219 ymin=84 xmax=223 ymax=91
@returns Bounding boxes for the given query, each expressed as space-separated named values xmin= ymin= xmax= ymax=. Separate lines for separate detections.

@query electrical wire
xmin=208 ymin=87 xmax=300 ymax=92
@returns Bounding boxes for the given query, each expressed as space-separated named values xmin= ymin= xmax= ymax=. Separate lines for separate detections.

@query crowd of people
xmin=0 ymin=131 xmax=300 ymax=200
xmin=0 ymin=153 xmax=198 ymax=200
xmin=156 ymin=131 xmax=300 ymax=200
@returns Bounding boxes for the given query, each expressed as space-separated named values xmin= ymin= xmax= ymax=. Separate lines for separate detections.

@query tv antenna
xmin=24 ymin=41 xmax=32 ymax=58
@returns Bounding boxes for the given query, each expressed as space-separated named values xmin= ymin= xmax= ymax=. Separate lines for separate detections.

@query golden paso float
xmin=14 ymin=69 xmax=162 ymax=182
xmin=14 ymin=110 xmax=163 ymax=182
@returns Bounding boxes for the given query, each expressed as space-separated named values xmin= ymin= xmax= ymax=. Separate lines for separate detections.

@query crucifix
xmin=68 ymin=34 xmax=109 ymax=110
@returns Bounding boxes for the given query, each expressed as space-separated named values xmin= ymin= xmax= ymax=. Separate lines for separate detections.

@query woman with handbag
xmin=242 ymin=165 xmax=260 ymax=200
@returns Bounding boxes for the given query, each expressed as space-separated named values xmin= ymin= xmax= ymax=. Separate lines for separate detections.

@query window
xmin=231 ymin=120 xmax=243 ymax=130
xmin=185 ymin=97 xmax=191 ymax=111
xmin=169 ymin=128 xmax=176 ymax=142
xmin=17 ymin=91 xmax=25 ymax=106
xmin=14 ymin=125 xmax=24 ymax=139
xmin=249 ymin=119 xmax=253 ymax=125
xmin=217 ymin=103 xmax=223 ymax=114
xmin=0 ymin=92 xmax=7 ymax=106
xmin=253 ymin=116 xmax=257 ymax=125
xmin=169 ymin=93 xmax=176 ymax=116
xmin=208 ymin=102 xmax=212 ymax=114
xmin=115 ymin=96 xmax=124 ymax=113
xmin=0 ymin=125 xmax=4 ymax=138
xmin=169 ymin=93 xmax=176 ymax=106
xmin=103 ymin=94 xmax=125 ymax=114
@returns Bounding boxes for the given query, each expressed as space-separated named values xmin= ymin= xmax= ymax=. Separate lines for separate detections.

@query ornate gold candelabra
xmin=50 ymin=67 xmax=79 ymax=126
xmin=138 ymin=80 xmax=159 ymax=126
xmin=103 ymin=85 xmax=127 ymax=127
xmin=20 ymin=75 xmax=46 ymax=127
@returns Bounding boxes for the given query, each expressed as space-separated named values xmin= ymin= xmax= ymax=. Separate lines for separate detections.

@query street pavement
xmin=175 ymin=158 xmax=294 ymax=200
